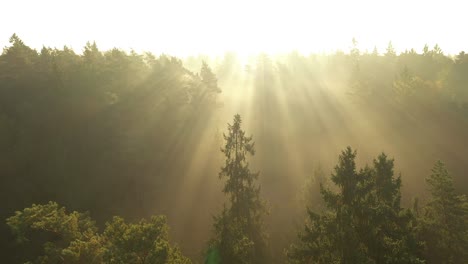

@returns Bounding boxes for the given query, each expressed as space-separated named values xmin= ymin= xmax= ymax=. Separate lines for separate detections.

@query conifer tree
xmin=288 ymin=148 xmax=423 ymax=264
xmin=365 ymin=154 xmax=423 ymax=264
xmin=208 ymin=114 xmax=268 ymax=264
xmin=418 ymin=161 xmax=468 ymax=264
xmin=288 ymin=147 xmax=370 ymax=263
xmin=200 ymin=61 xmax=221 ymax=93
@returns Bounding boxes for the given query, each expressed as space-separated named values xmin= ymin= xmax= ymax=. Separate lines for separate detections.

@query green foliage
xmin=417 ymin=161 xmax=468 ymax=264
xmin=448 ymin=51 xmax=468 ymax=106
xmin=210 ymin=208 xmax=255 ymax=264
xmin=6 ymin=202 xmax=103 ymax=263
xmin=208 ymin=114 xmax=269 ymax=264
xmin=103 ymin=216 xmax=190 ymax=264
xmin=300 ymin=165 xmax=328 ymax=214
xmin=288 ymin=148 xmax=423 ymax=264
xmin=204 ymin=247 xmax=221 ymax=264
xmin=366 ymin=154 xmax=423 ymax=264
xmin=0 ymin=34 xmax=221 ymax=262
xmin=2 ymin=35 xmax=468 ymax=264
xmin=393 ymin=66 xmax=421 ymax=102
xmin=6 ymin=202 xmax=190 ymax=264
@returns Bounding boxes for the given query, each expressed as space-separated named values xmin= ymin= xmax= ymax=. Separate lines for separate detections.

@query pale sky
xmin=1 ymin=0 xmax=467 ymax=56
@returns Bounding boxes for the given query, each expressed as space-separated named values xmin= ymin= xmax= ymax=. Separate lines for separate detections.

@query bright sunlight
xmin=1 ymin=0 xmax=466 ymax=55
xmin=1 ymin=1 xmax=467 ymax=264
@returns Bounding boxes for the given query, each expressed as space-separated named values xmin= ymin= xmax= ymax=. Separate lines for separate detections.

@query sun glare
xmin=2 ymin=0 xmax=468 ymax=263
xmin=1 ymin=0 xmax=466 ymax=55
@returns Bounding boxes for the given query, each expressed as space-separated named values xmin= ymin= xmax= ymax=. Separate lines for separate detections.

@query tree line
xmin=1 ymin=35 xmax=468 ymax=263
xmin=0 ymin=34 xmax=221 ymax=262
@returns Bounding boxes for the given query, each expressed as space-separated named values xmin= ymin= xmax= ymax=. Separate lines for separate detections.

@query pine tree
xmin=208 ymin=114 xmax=268 ymax=264
xmin=365 ymin=154 xmax=423 ymax=264
xmin=385 ymin=41 xmax=396 ymax=57
xmin=418 ymin=161 xmax=468 ymax=264
xmin=200 ymin=61 xmax=221 ymax=93
xmin=323 ymin=147 xmax=371 ymax=264
xmin=288 ymin=148 xmax=423 ymax=264
xmin=288 ymin=147 xmax=370 ymax=264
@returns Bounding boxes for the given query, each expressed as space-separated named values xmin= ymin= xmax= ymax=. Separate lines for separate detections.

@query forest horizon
xmin=0 ymin=29 xmax=467 ymax=264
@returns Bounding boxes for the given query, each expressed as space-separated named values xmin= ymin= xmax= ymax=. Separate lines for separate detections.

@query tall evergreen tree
xmin=207 ymin=114 xmax=268 ymax=264
xmin=288 ymin=147 xmax=370 ymax=264
xmin=365 ymin=154 xmax=423 ymax=264
xmin=200 ymin=61 xmax=221 ymax=93
xmin=418 ymin=161 xmax=468 ymax=264
xmin=288 ymin=148 xmax=422 ymax=264
xmin=385 ymin=41 xmax=396 ymax=57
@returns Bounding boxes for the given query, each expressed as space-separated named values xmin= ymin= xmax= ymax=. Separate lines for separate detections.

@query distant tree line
xmin=1 ymin=35 xmax=467 ymax=263
xmin=0 ymin=34 xmax=221 ymax=262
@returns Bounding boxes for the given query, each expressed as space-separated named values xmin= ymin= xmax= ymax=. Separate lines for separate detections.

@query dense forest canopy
xmin=0 ymin=34 xmax=467 ymax=264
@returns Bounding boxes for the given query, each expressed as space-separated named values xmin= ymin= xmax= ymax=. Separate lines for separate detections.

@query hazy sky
xmin=1 ymin=0 xmax=466 ymax=56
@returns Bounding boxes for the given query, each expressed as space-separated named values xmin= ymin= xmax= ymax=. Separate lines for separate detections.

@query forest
xmin=0 ymin=35 xmax=467 ymax=263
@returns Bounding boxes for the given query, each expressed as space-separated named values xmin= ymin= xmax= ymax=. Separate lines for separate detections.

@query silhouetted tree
xmin=200 ymin=61 xmax=221 ymax=93
xmin=417 ymin=161 xmax=468 ymax=264
xmin=385 ymin=41 xmax=396 ymax=57
xmin=208 ymin=114 xmax=269 ymax=264
xmin=288 ymin=148 xmax=423 ymax=264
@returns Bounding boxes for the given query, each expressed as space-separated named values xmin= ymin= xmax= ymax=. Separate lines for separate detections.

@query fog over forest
xmin=0 ymin=33 xmax=467 ymax=264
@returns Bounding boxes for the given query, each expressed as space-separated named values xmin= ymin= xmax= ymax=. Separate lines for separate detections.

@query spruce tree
xmin=418 ymin=161 xmax=468 ymax=264
xmin=207 ymin=114 xmax=268 ymax=264
xmin=365 ymin=154 xmax=423 ymax=264
xmin=200 ymin=61 xmax=221 ymax=93
xmin=288 ymin=148 xmax=423 ymax=264
xmin=288 ymin=147 xmax=370 ymax=264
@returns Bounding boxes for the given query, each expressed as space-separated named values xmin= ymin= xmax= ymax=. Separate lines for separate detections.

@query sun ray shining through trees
xmin=0 ymin=31 xmax=467 ymax=264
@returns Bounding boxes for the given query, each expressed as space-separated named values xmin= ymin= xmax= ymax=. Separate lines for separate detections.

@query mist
xmin=1 ymin=35 xmax=467 ymax=263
